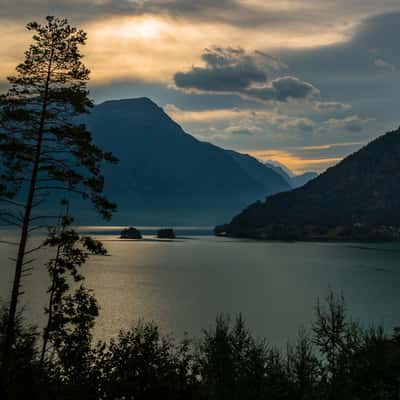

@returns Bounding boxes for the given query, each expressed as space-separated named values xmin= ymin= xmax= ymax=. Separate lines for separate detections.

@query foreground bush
xmin=1 ymin=292 xmax=400 ymax=399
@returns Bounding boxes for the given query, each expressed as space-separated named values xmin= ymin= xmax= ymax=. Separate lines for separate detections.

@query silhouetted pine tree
xmin=0 ymin=16 xmax=117 ymax=382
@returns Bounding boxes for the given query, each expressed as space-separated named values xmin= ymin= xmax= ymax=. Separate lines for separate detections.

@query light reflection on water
xmin=1 ymin=226 xmax=400 ymax=346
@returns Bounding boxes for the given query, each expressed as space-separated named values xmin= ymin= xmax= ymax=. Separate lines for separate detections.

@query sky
xmin=1 ymin=1 xmax=400 ymax=173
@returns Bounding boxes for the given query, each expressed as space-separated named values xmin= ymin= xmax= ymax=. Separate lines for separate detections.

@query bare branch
xmin=36 ymin=186 xmax=85 ymax=196
xmin=22 ymin=258 xmax=35 ymax=266
xmin=30 ymin=215 xmax=60 ymax=222
xmin=25 ymin=244 xmax=45 ymax=255
xmin=0 ymin=217 xmax=22 ymax=227
xmin=29 ymin=224 xmax=50 ymax=232
xmin=0 ymin=198 xmax=26 ymax=208
xmin=0 ymin=240 xmax=19 ymax=246
xmin=32 ymin=195 xmax=50 ymax=208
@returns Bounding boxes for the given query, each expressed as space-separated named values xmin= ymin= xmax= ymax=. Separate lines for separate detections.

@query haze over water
xmin=1 ymin=226 xmax=400 ymax=346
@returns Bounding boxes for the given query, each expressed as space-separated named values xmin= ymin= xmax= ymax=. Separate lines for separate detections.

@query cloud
xmin=174 ymin=48 xmax=319 ymax=103
xmin=281 ymin=117 xmax=315 ymax=132
xmin=2 ymin=0 xmax=400 ymax=35
xmin=243 ymin=76 xmax=319 ymax=102
xmin=164 ymin=104 xmax=317 ymax=132
xmin=164 ymin=103 xmax=323 ymax=153
xmin=313 ymin=101 xmax=352 ymax=112
xmin=0 ymin=11 xmax=340 ymax=86
xmin=325 ymin=115 xmax=373 ymax=132
xmin=244 ymin=139 xmax=368 ymax=173
xmin=373 ymin=58 xmax=396 ymax=71
xmin=246 ymin=148 xmax=342 ymax=174
xmin=294 ymin=141 xmax=366 ymax=151
xmin=5 ymin=5 xmax=400 ymax=88
xmin=225 ymin=125 xmax=263 ymax=135
xmin=165 ymin=104 xmax=276 ymax=120
xmin=164 ymin=104 xmax=246 ymax=122
xmin=276 ymin=12 xmax=400 ymax=102
xmin=174 ymin=47 xmax=268 ymax=92
xmin=160 ymin=102 xmax=375 ymax=174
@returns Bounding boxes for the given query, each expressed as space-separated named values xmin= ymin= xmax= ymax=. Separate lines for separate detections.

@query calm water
xmin=1 ymin=226 xmax=400 ymax=346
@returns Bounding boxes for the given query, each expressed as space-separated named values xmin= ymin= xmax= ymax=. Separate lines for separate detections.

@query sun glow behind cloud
xmin=86 ymin=14 xmax=353 ymax=83
xmin=98 ymin=16 xmax=166 ymax=39
xmin=0 ymin=12 xmax=354 ymax=85
xmin=1 ymin=0 xmax=400 ymax=89
xmin=246 ymin=148 xmax=343 ymax=174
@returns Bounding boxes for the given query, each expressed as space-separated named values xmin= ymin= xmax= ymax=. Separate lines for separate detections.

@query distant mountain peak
xmin=99 ymin=97 xmax=156 ymax=105
xmin=96 ymin=97 xmax=162 ymax=112
xmin=265 ymin=161 xmax=294 ymax=178
xmin=80 ymin=97 xmax=290 ymax=224
xmin=264 ymin=162 xmax=318 ymax=188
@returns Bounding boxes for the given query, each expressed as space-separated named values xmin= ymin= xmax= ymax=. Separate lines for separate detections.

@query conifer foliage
xmin=0 ymin=16 xmax=117 ymax=379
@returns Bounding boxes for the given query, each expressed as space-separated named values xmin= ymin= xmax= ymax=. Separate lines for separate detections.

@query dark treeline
xmin=1 ymin=292 xmax=400 ymax=400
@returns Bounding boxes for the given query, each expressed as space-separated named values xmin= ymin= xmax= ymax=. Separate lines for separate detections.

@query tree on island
xmin=0 ymin=16 xmax=117 ymax=382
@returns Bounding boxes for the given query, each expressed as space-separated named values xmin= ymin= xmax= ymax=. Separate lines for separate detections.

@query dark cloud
xmin=4 ymin=0 xmax=399 ymax=33
xmin=275 ymin=12 xmax=400 ymax=98
xmin=325 ymin=115 xmax=372 ymax=133
xmin=268 ymin=11 xmax=400 ymax=141
xmin=282 ymin=118 xmax=315 ymax=133
xmin=174 ymin=48 xmax=318 ymax=103
xmin=0 ymin=0 xmax=338 ymax=29
xmin=244 ymin=77 xmax=319 ymax=102
xmin=174 ymin=48 xmax=267 ymax=92
xmin=0 ymin=0 xmax=104 ymax=22
xmin=131 ymin=0 xmax=333 ymax=29
xmin=0 ymin=0 xmax=272 ymax=27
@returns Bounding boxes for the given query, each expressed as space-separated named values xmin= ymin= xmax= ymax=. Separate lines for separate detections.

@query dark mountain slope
xmin=80 ymin=98 xmax=290 ymax=224
xmin=222 ymin=128 xmax=400 ymax=240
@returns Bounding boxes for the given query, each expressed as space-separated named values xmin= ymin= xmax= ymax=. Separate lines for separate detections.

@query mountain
xmin=265 ymin=162 xmax=318 ymax=188
xmin=226 ymin=151 xmax=292 ymax=190
xmin=218 ymin=128 xmax=400 ymax=240
xmin=265 ymin=162 xmax=292 ymax=180
xmin=78 ymin=98 xmax=290 ymax=225
xmin=290 ymin=172 xmax=318 ymax=188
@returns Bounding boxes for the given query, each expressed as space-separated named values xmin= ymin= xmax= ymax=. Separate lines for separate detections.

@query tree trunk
xmin=40 ymin=230 xmax=63 ymax=366
xmin=1 ymin=48 xmax=54 ymax=382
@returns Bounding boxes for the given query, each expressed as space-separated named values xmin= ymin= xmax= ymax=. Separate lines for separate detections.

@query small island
xmin=120 ymin=227 xmax=142 ymax=239
xmin=214 ymin=225 xmax=229 ymax=237
xmin=157 ymin=228 xmax=176 ymax=239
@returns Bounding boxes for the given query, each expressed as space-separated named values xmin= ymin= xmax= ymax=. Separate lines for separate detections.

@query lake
xmin=1 ymin=226 xmax=400 ymax=346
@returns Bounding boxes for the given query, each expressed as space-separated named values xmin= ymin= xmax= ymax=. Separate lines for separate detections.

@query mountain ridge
xmin=264 ymin=162 xmax=318 ymax=188
xmin=218 ymin=127 xmax=400 ymax=240
xmin=77 ymin=97 xmax=292 ymax=224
